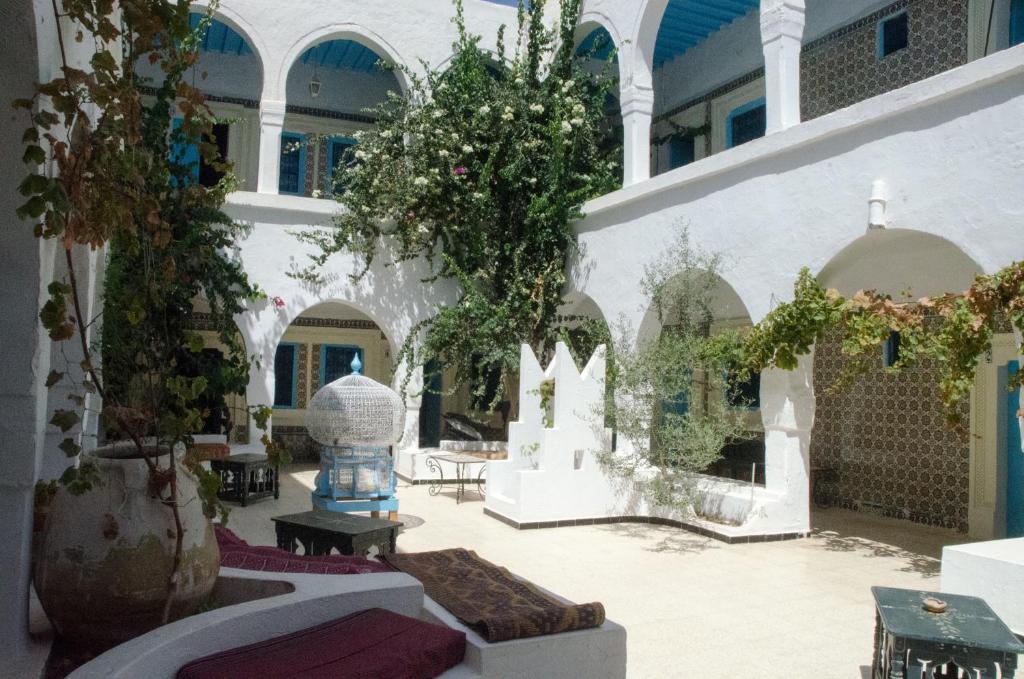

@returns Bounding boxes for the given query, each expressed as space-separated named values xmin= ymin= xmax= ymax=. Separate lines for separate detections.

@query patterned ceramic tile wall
xmin=801 ymin=0 xmax=969 ymax=121
xmin=810 ymin=325 xmax=970 ymax=532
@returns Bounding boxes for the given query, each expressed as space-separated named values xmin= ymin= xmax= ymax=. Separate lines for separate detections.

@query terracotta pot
xmin=33 ymin=443 xmax=220 ymax=651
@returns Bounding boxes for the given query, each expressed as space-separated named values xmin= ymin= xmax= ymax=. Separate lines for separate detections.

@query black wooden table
xmin=210 ymin=453 xmax=279 ymax=506
xmin=426 ymin=453 xmax=486 ymax=504
xmin=871 ymin=586 xmax=1024 ymax=678
xmin=272 ymin=511 xmax=403 ymax=557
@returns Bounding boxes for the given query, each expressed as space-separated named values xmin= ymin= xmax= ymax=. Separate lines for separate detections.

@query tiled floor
xmin=228 ymin=464 xmax=977 ymax=679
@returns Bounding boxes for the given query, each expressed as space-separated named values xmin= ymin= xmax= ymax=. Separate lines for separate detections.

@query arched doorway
xmin=640 ymin=0 xmax=764 ymax=175
xmin=281 ymin=37 xmax=402 ymax=199
xmin=136 ymin=12 xmax=265 ymax=190
xmin=635 ymin=270 xmax=764 ymax=484
xmin=269 ymin=301 xmax=394 ymax=461
xmin=811 ymin=229 xmax=996 ymax=536
xmin=574 ymin=24 xmax=624 ymax=188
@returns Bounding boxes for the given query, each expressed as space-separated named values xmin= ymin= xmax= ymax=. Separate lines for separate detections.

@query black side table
xmin=272 ymin=511 xmax=403 ymax=557
xmin=872 ymin=586 xmax=1024 ymax=678
xmin=211 ymin=453 xmax=279 ymax=506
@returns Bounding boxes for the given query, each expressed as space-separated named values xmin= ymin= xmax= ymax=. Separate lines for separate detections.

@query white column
xmin=760 ymin=351 xmax=815 ymax=532
xmin=256 ymin=99 xmax=286 ymax=194
xmin=760 ymin=0 xmax=806 ymax=135
xmin=393 ymin=360 xmax=423 ymax=451
xmin=246 ymin=359 xmax=274 ymax=446
xmin=620 ymin=85 xmax=655 ymax=187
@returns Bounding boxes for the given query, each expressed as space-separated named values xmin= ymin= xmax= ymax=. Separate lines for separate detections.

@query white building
xmin=3 ymin=0 xmax=1024 ymax=672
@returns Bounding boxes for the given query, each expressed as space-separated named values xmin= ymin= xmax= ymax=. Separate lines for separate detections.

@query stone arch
xmin=189 ymin=0 xmax=271 ymax=92
xmin=575 ymin=15 xmax=627 ymax=88
xmin=816 ymin=229 xmax=984 ymax=300
xmin=809 ymin=228 xmax=986 ymax=534
xmin=275 ymin=24 xmax=412 ymax=102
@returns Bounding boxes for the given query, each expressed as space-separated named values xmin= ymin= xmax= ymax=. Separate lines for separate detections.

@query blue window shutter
xmin=726 ymin=99 xmax=766 ymax=149
xmin=667 ymin=135 xmax=695 ymax=170
xmin=1012 ymin=0 xmax=1024 ymax=47
xmin=878 ymin=12 xmax=909 ymax=58
xmin=327 ymin=137 xmax=356 ymax=195
xmin=279 ymin=132 xmax=305 ymax=195
xmin=320 ymin=345 xmax=364 ymax=386
xmin=170 ymin=118 xmax=200 ymax=184
xmin=274 ymin=343 xmax=299 ymax=408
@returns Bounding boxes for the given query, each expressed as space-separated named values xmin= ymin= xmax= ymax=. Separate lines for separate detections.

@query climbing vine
xmin=741 ymin=264 xmax=1024 ymax=428
xmin=295 ymin=0 xmax=620 ymax=410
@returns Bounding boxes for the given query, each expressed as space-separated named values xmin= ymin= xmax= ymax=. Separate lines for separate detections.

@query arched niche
xmin=817 ymin=229 xmax=983 ymax=301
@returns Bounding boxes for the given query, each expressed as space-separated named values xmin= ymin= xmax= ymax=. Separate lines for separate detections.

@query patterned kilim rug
xmin=382 ymin=548 xmax=605 ymax=642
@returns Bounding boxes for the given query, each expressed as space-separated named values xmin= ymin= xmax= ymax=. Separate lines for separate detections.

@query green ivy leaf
xmin=21 ymin=145 xmax=46 ymax=166
xmin=50 ymin=409 xmax=80 ymax=432
xmin=58 ymin=438 xmax=81 ymax=457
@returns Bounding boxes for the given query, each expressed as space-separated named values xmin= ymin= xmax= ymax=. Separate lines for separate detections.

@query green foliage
xmin=603 ymin=229 xmax=751 ymax=509
xmin=296 ymin=0 xmax=620 ymax=409
xmin=740 ymin=262 xmax=1024 ymax=429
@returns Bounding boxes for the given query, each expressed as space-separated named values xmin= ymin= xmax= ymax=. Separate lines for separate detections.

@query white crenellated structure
xmin=485 ymin=342 xmax=813 ymax=537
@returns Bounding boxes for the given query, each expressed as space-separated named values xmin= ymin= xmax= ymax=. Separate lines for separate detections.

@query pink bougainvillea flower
xmin=271 ymin=296 xmax=286 ymax=309
xmin=453 ymin=166 xmax=467 ymax=176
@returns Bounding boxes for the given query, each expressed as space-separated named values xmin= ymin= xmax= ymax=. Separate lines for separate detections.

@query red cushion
xmin=215 ymin=526 xmax=390 ymax=575
xmin=176 ymin=608 xmax=466 ymax=679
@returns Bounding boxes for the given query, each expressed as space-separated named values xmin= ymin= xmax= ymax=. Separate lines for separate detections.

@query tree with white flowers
xmin=298 ymin=0 xmax=620 ymax=411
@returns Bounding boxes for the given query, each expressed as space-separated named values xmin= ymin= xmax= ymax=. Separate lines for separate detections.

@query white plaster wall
xmin=572 ymin=47 xmax=1024 ymax=330
xmin=137 ymin=50 xmax=263 ymax=102
xmin=204 ymin=0 xmax=519 ymax=102
xmin=0 ymin=2 xmax=101 ymax=674
xmin=222 ymin=192 xmax=460 ymax=442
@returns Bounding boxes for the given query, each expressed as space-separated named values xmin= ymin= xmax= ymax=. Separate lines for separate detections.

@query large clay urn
xmin=34 ymin=443 xmax=220 ymax=651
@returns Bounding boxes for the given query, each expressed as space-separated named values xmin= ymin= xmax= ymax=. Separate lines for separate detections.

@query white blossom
xmin=478 ymin=105 xmax=491 ymax=115
xmin=432 ymin=109 xmax=444 ymax=119
xmin=561 ymin=121 xmax=573 ymax=133
xmin=462 ymin=144 xmax=473 ymax=153
xmin=562 ymin=79 xmax=575 ymax=92
xmin=571 ymin=118 xmax=584 ymax=126
xmin=439 ymin=149 xmax=450 ymax=158
xmin=355 ymin=150 xmax=368 ymax=160
xmin=529 ymin=103 xmax=544 ymax=114
xmin=414 ymin=176 xmax=429 ymax=186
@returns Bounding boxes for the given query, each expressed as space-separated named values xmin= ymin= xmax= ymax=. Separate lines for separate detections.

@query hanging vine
xmin=740 ymin=263 xmax=1024 ymax=429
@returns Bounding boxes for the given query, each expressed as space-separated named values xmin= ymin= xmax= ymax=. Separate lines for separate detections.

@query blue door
xmin=1008 ymin=361 xmax=1024 ymax=537
xmin=419 ymin=359 xmax=443 ymax=448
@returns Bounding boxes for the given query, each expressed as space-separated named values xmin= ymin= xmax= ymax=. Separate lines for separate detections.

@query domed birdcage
xmin=305 ymin=355 xmax=406 ymax=513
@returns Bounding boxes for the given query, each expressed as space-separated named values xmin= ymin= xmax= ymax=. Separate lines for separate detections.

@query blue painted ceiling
xmin=190 ymin=13 xmax=252 ymax=56
xmin=654 ymin=0 xmax=759 ymax=68
xmin=301 ymin=40 xmax=386 ymax=74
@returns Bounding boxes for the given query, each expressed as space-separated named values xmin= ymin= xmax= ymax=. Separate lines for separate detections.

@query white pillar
xmin=246 ymin=359 xmax=274 ymax=446
xmin=760 ymin=351 xmax=815 ymax=532
xmin=393 ymin=360 xmax=423 ymax=451
xmin=760 ymin=0 xmax=806 ymax=135
xmin=620 ymin=85 xmax=655 ymax=187
xmin=256 ymin=99 xmax=286 ymax=194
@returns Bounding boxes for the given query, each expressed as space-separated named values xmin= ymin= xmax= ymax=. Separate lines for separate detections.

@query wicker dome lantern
xmin=305 ymin=367 xmax=406 ymax=447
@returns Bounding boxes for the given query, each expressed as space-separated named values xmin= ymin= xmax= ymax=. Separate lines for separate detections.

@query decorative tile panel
xmin=801 ymin=0 xmax=969 ymax=121
xmin=297 ymin=344 xmax=309 ymax=409
xmin=811 ymin=324 xmax=970 ymax=532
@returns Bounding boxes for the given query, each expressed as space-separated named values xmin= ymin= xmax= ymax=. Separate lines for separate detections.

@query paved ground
xmin=229 ymin=464 xmax=975 ymax=679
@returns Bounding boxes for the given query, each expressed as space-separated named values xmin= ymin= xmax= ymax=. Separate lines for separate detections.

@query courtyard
xmin=225 ymin=464 xmax=974 ymax=679
xmin=4 ymin=0 xmax=1024 ymax=677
